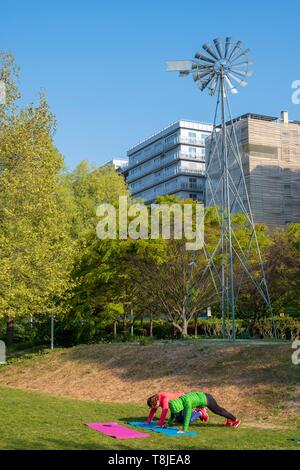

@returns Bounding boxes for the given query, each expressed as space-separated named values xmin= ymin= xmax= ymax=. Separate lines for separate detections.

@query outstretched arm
xmin=158 ymin=407 xmax=169 ymax=426
xmin=183 ymin=405 xmax=192 ymax=432
xmin=157 ymin=396 xmax=169 ymax=426
xmin=146 ymin=407 xmax=157 ymax=424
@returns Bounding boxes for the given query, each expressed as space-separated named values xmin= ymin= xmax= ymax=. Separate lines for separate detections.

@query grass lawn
xmin=0 ymin=386 xmax=299 ymax=450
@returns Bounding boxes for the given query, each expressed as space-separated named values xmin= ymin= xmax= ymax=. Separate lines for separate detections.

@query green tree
xmin=263 ymin=225 xmax=300 ymax=319
xmin=127 ymin=197 xmax=210 ymax=337
xmin=0 ymin=93 xmax=75 ymax=344
xmin=0 ymin=51 xmax=21 ymax=118
xmin=61 ymin=161 xmax=128 ymax=240
xmin=62 ymin=162 xmax=129 ymax=332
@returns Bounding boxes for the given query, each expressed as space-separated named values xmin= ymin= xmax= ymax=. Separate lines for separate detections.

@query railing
xmin=180 ymin=138 xmax=206 ymax=146
xmin=133 ymin=180 xmax=204 ymax=200
xmin=180 ymin=152 xmax=206 ymax=161
xmin=128 ymin=137 xmax=207 ymax=169
xmin=130 ymin=168 xmax=205 ymax=193
xmin=180 ymin=168 xmax=205 ymax=175
xmin=127 ymin=152 xmax=205 ymax=183
xmin=180 ymin=182 xmax=204 ymax=191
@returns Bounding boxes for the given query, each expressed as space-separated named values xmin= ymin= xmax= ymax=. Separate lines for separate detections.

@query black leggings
xmin=205 ymin=393 xmax=236 ymax=421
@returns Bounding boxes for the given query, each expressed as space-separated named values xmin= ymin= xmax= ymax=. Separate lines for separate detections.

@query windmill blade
xmin=167 ymin=37 xmax=254 ymax=96
xmin=228 ymin=72 xmax=248 ymax=87
xmin=192 ymin=62 xmax=214 ymax=71
xmin=202 ymin=43 xmax=220 ymax=61
xmin=224 ymin=75 xmax=238 ymax=94
xmin=196 ymin=65 xmax=215 ymax=74
xmin=230 ymin=48 xmax=251 ymax=63
xmin=194 ymin=51 xmax=215 ymax=63
xmin=166 ymin=60 xmax=192 ymax=72
xmin=230 ymin=60 xmax=255 ymax=67
xmin=228 ymin=40 xmax=243 ymax=60
xmin=199 ymin=74 xmax=215 ymax=91
xmin=209 ymin=76 xmax=219 ymax=96
xmin=213 ymin=38 xmax=223 ymax=59
xmin=224 ymin=37 xmax=233 ymax=58
xmin=231 ymin=69 xmax=254 ymax=77
xmin=193 ymin=69 xmax=214 ymax=82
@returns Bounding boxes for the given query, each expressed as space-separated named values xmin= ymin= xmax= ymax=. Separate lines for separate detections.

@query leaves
xmin=0 ymin=93 xmax=75 ymax=319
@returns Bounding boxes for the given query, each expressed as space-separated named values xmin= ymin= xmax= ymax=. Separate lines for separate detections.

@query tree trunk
xmin=182 ymin=318 xmax=188 ymax=338
xmin=114 ymin=321 xmax=117 ymax=338
xmin=130 ymin=309 xmax=134 ymax=337
xmin=51 ymin=314 xmax=54 ymax=350
xmin=150 ymin=314 xmax=153 ymax=337
xmin=123 ymin=314 xmax=127 ymax=334
xmin=194 ymin=314 xmax=198 ymax=337
xmin=6 ymin=316 xmax=14 ymax=346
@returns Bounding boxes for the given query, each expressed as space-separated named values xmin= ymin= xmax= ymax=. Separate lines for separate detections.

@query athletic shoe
xmin=225 ymin=418 xmax=241 ymax=428
xmin=199 ymin=408 xmax=209 ymax=422
xmin=231 ymin=418 xmax=241 ymax=428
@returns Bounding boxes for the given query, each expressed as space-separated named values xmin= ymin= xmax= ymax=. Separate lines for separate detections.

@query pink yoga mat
xmin=85 ymin=422 xmax=150 ymax=439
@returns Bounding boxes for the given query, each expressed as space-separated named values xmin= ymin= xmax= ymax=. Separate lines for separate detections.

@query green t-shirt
xmin=169 ymin=392 xmax=207 ymax=432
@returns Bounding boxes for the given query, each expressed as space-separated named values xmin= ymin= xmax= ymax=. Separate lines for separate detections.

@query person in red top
xmin=146 ymin=392 xmax=209 ymax=427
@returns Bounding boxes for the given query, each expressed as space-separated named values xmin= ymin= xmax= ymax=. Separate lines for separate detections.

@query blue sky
xmin=1 ymin=0 xmax=299 ymax=169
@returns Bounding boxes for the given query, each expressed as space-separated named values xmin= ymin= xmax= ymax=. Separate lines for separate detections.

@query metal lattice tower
xmin=166 ymin=37 xmax=277 ymax=340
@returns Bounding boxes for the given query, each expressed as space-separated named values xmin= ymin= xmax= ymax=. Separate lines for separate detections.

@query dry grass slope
xmin=0 ymin=341 xmax=299 ymax=422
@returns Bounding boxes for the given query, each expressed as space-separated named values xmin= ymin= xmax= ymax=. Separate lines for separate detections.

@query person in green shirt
xmin=168 ymin=391 xmax=240 ymax=433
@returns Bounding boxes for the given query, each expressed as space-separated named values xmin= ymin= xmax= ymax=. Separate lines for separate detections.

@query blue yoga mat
xmin=288 ymin=436 xmax=300 ymax=444
xmin=128 ymin=421 xmax=197 ymax=436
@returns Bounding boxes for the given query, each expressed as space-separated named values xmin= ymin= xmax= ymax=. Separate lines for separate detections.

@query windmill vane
xmin=166 ymin=37 xmax=254 ymax=96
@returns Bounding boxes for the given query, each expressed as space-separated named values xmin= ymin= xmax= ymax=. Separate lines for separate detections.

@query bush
xmin=1 ymin=314 xmax=298 ymax=348
xmin=249 ymin=316 xmax=300 ymax=340
xmin=152 ymin=320 xmax=174 ymax=339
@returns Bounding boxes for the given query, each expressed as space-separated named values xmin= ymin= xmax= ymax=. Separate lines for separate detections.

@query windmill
xmin=166 ymin=38 xmax=277 ymax=340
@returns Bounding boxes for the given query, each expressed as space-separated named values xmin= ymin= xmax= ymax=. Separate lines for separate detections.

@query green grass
xmin=0 ymin=386 xmax=299 ymax=450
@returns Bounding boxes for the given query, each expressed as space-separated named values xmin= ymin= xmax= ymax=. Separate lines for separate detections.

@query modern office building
xmin=101 ymin=158 xmax=128 ymax=172
xmin=126 ymin=120 xmax=213 ymax=203
xmin=206 ymin=111 xmax=300 ymax=226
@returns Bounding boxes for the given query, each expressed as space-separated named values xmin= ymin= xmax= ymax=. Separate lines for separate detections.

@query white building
xmin=102 ymin=158 xmax=128 ymax=171
xmin=126 ymin=120 xmax=213 ymax=203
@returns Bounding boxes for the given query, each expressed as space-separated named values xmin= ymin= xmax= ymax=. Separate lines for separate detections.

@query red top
xmin=147 ymin=392 xmax=185 ymax=426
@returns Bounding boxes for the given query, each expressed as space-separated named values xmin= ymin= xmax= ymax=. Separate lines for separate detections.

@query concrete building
xmin=101 ymin=158 xmax=128 ymax=172
xmin=126 ymin=120 xmax=213 ymax=203
xmin=206 ymin=111 xmax=300 ymax=226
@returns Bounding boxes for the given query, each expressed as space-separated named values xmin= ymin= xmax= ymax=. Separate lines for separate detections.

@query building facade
xmin=101 ymin=158 xmax=128 ymax=172
xmin=126 ymin=120 xmax=213 ymax=203
xmin=206 ymin=111 xmax=300 ymax=226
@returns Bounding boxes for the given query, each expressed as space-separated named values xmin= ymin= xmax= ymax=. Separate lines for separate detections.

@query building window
xmin=165 ymin=133 xmax=177 ymax=146
xmin=188 ymin=147 xmax=197 ymax=157
xmin=189 ymin=193 xmax=197 ymax=200
xmin=188 ymin=132 xmax=197 ymax=142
